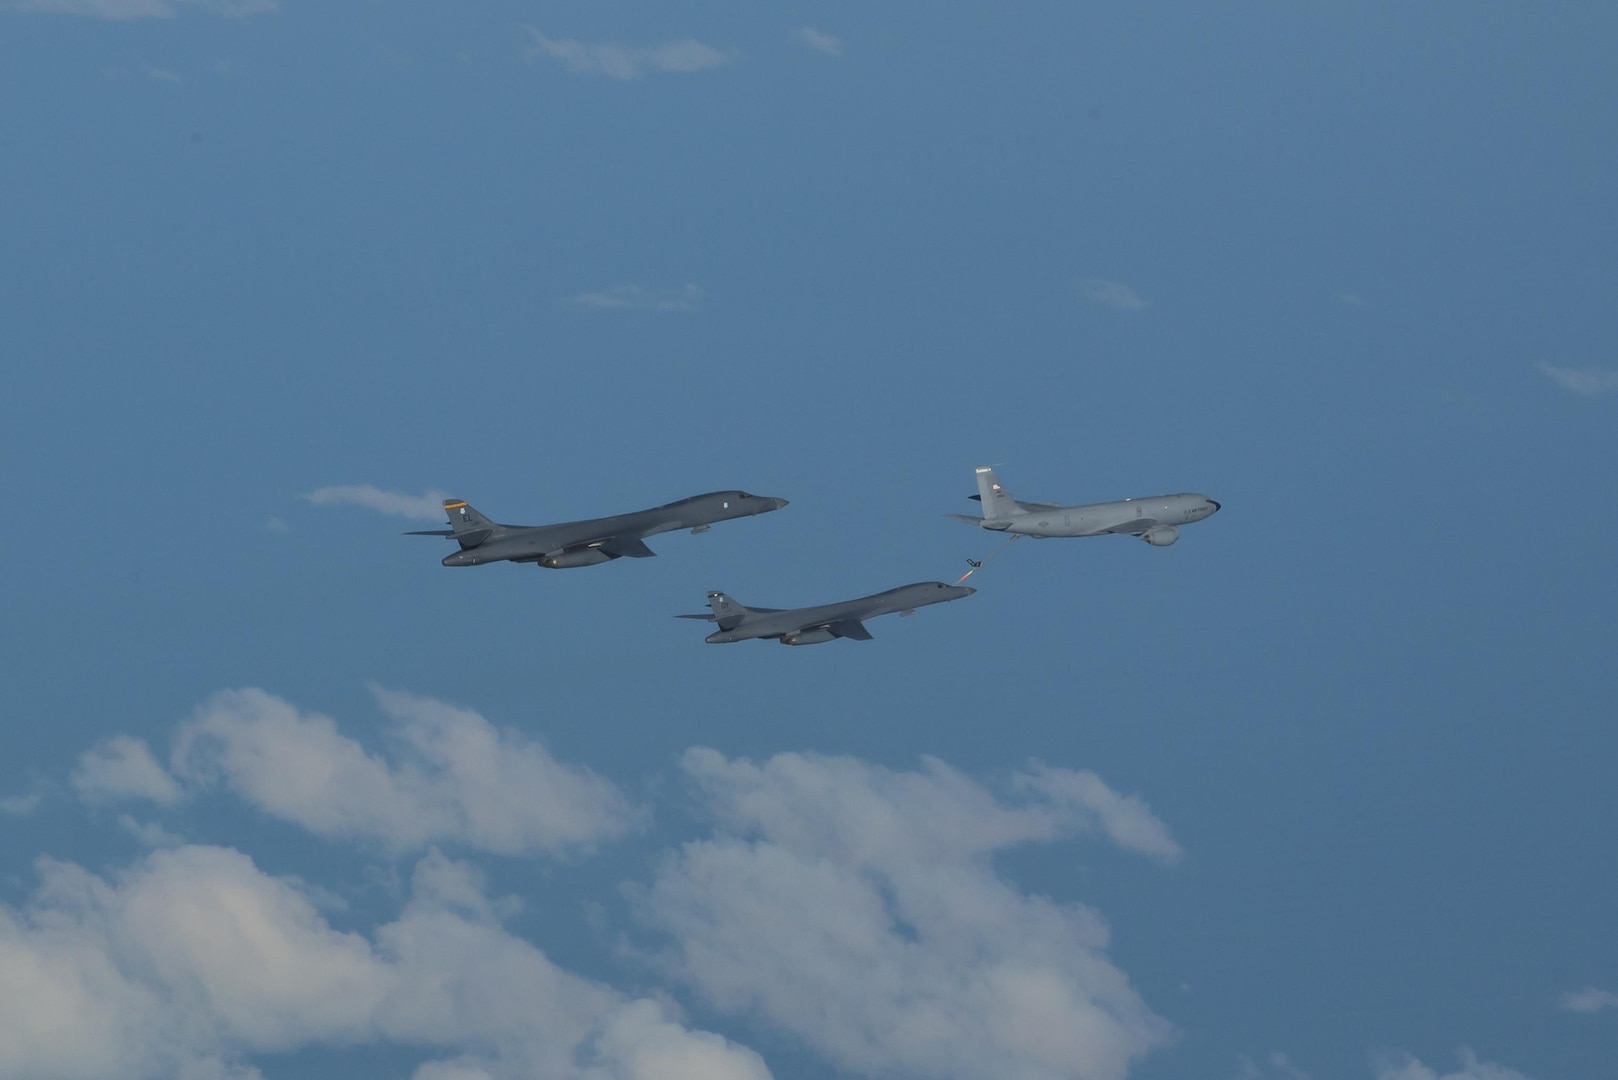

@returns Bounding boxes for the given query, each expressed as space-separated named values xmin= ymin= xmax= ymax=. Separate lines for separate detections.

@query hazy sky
xmin=2 ymin=4 xmax=1615 ymax=1080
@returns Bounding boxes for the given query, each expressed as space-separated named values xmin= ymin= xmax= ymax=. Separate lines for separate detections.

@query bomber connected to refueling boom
xmin=677 ymin=582 xmax=975 ymax=645
xmin=408 ymin=490 xmax=788 ymax=569
xmin=950 ymin=467 xmax=1220 ymax=546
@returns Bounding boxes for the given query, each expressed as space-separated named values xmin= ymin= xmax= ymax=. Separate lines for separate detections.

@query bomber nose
xmin=770 ymin=497 xmax=789 ymax=510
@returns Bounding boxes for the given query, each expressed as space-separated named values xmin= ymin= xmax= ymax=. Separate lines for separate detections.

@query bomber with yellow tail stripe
xmin=407 ymin=490 xmax=788 ymax=569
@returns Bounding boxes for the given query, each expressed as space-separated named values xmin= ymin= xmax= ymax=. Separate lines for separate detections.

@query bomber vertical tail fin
xmin=706 ymin=591 xmax=750 ymax=631
xmin=441 ymin=499 xmax=496 ymax=549
xmin=974 ymin=467 xmax=1020 ymax=521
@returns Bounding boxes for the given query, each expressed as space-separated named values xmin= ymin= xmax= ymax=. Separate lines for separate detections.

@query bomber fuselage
xmin=441 ymin=491 xmax=787 ymax=566
xmin=705 ymin=582 xmax=975 ymax=643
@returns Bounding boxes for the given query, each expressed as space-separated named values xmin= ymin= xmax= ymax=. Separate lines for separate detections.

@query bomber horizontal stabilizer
xmin=674 ymin=613 xmax=717 ymax=621
xmin=945 ymin=514 xmax=983 ymax=525
xmin=597 ymin=537 xmax=657 ymax=559
xmin=404 ymin=529 xmax=456 ymax=536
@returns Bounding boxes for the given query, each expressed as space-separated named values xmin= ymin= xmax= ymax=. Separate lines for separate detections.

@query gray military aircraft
xmin=677 ymin=582 xmax=975 ymax=645
xmin=949 ymin=467 xmax=1220 ymax=546
xmin=408 ymin=491 xmax=788 ymax=568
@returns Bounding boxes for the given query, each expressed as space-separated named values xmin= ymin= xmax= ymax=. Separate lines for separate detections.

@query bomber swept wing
xmin=680 ymin=583 xmax=973 ymax=646
xmin=408 ymin=490 xmax=788 ymax=570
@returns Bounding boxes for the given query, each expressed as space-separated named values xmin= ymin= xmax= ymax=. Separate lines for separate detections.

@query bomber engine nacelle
xmin=780 ymin=629 xmax=836 ymax=646
xmin=538 ymin=548 xmax=617 ymax=569
xmin=1141 ymin=526 xmax=1180 ymax=547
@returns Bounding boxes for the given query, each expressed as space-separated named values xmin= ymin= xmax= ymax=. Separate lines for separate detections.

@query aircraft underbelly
xmin=1103 ymin=518 xmax=1157 ymax=535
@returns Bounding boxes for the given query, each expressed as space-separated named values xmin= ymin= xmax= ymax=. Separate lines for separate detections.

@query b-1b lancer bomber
xmin=678 ymin=582 xmax=975 ymax=645
xmin=408 ymin=490 xmax=788 ymax=568
xmin=950 ymin=467 xmax=1220 ymax=546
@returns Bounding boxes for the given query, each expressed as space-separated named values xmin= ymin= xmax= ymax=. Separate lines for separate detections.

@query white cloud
xmin=1238 ymin=1052 xmax=1311 ymax=1080
xmin=0 ymin=845 xmax=769 ymax=1080
xmin=1076 ymin=278 xmax=1149 ymax=312
xmin=795 ymin=27 xmax=843 ymax=57
xmin=566 ymin=284 xmax=704 ymax=311
xmin=73 ymin=736 xmax=184 ymax=805
xmin=1373 ymin=1047 xmax=1535 ymax=1080
xmin=680 ymin=749 xmax=1179 ymax=867
xmin=2 ymin=0 xmax=275 ymax=19
xmin=635 ymin=749 xmax=1175 ymax=1080
xmin=169 ymin=687 xmax=636 ymax=856
xmin=302 ymin=484 xmax=450 ymax=521
xmin=0 ymin=780 xmax=45 ymax=817
xmin=1016 ymin=763 xmax=1183 ymax=863
xmin=118 ymin=814 xmax=186 ymax=849
xmin=522 ymin=28 xmax=729 ymax=80
xmin=1560 ymin=986 xmax=1618 ymax=1013
xmin=1272 ymin=1051 xmax=1310 ymax=1080
xmin=1537 ymin=360 xmax=1618 ymax=397
xmin=146 ymin=67 xmax=181 ymax=81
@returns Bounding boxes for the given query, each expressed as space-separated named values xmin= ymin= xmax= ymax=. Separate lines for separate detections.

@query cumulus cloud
xmin=118 ymin=814 xmax=186 ymax=849
xmin=522 ymin=28 xmax=729 ymax=80
xmin=0 ymin=794 xmax=41 ymax=817
xmin=1239 ymin=1051 xmax=1310 ymax=1080
xmin=565 ymin=284 xmax=704 ymax=311
xmin=0 ymin=845 xmax=769 ymax=1080
xmin=167 ymin=687 xmax=636 ymax=856
xmin=1537 ymin=360 xmax=1618 ymax=397
xmin=302 ymin=484 xmax=450 ymax=521
xmin=635 ymin=749 xmax=1176 ymax=1080
xmin=795 ymin=27 xmax=843 ymax=57
xmin=1016 ymin=763 xmax=1183 ymax=863
xmin=1560 ymin=986 xmax=1618 ymax=1013
xmin=0 ymin=778 xmax=46 ymax=817
xmin=1 ymin=0 xmax=275 ymax=18
xmin=73 ymin=736 xmax=184 ymax=805
xmin=1076 ymin=278 xmax=1149 ymax=312
xmin=1373 ymin=1047 xmax=1535 ymax=1080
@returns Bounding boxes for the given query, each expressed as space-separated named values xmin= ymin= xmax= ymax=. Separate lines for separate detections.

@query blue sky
xmin=2 ymin=3 xmax=1616 ymax=1079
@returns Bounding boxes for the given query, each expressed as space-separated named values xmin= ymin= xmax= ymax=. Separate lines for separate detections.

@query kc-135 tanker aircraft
xmin=677 ymin=582 xmax=976 ymax=645
xmin=408 ymin=491 xmax=788 ymax=568
xmin=950 ymin=466 xmax=1220 ymax=546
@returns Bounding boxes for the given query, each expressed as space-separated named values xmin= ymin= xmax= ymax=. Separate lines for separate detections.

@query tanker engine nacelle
xmin=1141 ymin=526 xmax=1180 ymax=547
xmin=780 ymin=629 xmax=836 ymax=646
xmin=538 ymin=548 xmax=617 ymax=569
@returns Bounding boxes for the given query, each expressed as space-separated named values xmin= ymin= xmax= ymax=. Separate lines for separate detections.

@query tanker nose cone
xmin=1208 ymin=500 xmax=1221 ymax=512
xmin=770 ymin=497 xmax=789 ymax=510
